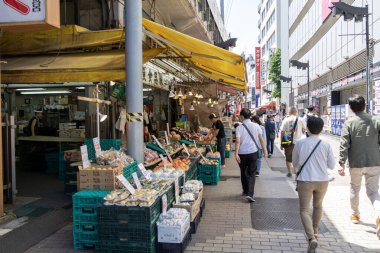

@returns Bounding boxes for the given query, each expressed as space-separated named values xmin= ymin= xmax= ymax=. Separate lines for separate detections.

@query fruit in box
xmin=206 ymin=152 xmax=220 ymax=159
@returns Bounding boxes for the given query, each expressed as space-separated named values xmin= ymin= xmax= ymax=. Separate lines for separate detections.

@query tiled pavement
xmin=23 ymin=134 xmax=380 ymax=252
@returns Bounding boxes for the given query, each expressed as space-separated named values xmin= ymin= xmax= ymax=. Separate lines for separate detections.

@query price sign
xmin=208 ymin=145 xmax=213 ymax=153
xmin=152 ymin=135 xmax=164 ymax=149
xmin=166 ymin=123 xmax=170 ymax=136
xmin=165 ymin=150 xmax=173 ymax=163
xmin=93 ymin=137 xmax=101 ymax=158
xmin=182 ymin=143 xmax=190 ymax=157
xmin=132 ymin=172 xmax=142 ymax=189
xmin=165 ymin=131 xmax=170 ymax=145
xmin=200 ymin=153 xmax=208 ymax=162
xmin=175 ymin=177 xmax=180 ymax=204
xmin=116 ymin=175 xmax=136 ymax=195
xmin=183 ymin=173 xmax=186 ymax=186
xmin=159 ymin=155 xmax=167 ymax=169
xmin=138 ymin=163 xmax=149 ymax=179
xmin=162 ymin=194 xmax=168 ymax=213
xmin=80 ymin=145 xmax=90 ymax=169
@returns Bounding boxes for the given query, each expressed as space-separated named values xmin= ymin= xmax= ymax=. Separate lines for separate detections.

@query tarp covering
xmin=0 ymin=25 xmax=125 ymax=56
xmin=142 ymin=19 xmax=247 ymax=90
xmin=1 ymin=49 xmax=164 ymax=83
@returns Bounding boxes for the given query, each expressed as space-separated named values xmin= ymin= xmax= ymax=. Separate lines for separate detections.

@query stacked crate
xmin=198 ymin=162 xmax=220 ymax=185
xmin=72 ymin=190 xmax=111 ymax=250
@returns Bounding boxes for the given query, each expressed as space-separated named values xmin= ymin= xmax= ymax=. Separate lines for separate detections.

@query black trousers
xmin=238 ymin=152 xmax=258 ymax=197
xmin=266 ymin=137 xmax=274 ymax=154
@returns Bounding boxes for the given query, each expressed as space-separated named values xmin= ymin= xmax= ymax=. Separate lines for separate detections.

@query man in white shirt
xmin=292 ymin=116 xmax=336 ymax=252
xmin=280 ymin=107 xmax=306 ymax=177
xmin=236 ymin=109 xmax=268 ymax=202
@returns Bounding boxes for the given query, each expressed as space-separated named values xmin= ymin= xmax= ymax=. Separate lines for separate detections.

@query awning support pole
xmin=125 ymin=0 xmax=144 ymax=162
xmin=0 ymin=61 xmax=4 ymax=216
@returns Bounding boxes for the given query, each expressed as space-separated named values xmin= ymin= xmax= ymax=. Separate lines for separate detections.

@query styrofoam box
xmin=157 ymin=214 xmax=190 ymax=243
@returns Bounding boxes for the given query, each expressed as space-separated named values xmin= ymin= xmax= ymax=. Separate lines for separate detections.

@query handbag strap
xmin=241 ymin=123 xmax=260 ymax=151
xmin=296 ymin=140 xmax=322 ymax=179
xmin=290 ymin=117 xmax=298 ymax=141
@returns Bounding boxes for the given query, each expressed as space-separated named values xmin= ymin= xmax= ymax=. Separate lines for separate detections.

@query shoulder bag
xmin=295 ymin=140 xmax=322 ymax=191
xmin=281 ymin=117 xmax=298 ymax=148
xmin=241 ymin=123 xmax=263 ymax=159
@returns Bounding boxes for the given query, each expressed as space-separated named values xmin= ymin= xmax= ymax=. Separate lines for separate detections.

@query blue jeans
xmin=266 ymin=138 xmax=274 ymax=154
xmin=256 ymin=154 xmax=262 ymax=174
xmin=217 ymin=137 xmax=226 ymax=166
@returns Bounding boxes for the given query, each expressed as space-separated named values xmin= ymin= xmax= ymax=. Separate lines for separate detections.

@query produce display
xmin=164 ymin=142 xmax=182 ymax=155
xmin=169 ymin=131 xmax=181 ymax=141
xmin=181 ymin=145 xmax=205 ymax=158
xmin=155 ymin=157 xmax=190 ymax=171
xmin=96 ymin=148 xmax=134 ymax=167
xmin=140 ymin=178 xmax=172 ymax=194
xmin=144 ymin=148 xmax=161 ymax=165
xmin=149 ymin=168 xmax=184 ymax=180
xmin=171 ymin=127 xmax=202 ymax=142
xmin=182 ymin=180 xmax=203 ymax=194
xmin=180 ymin=193 xmax=195 ymax=202
xmin=206 ymin=152 xmax=220 ymax=159
xmin=103 ymin=188 xmax=159 ymax=206
xmin=199 ymin=159 xmax=218 ymax=165
xmin=198 ymin=135 xmax=214 ymax=144
xmin=157 ymin=208 xmax=190 ymax=227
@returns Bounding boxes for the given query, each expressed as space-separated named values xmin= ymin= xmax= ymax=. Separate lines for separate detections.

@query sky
xmin=217 ymin=0 xmax=260 ymax=56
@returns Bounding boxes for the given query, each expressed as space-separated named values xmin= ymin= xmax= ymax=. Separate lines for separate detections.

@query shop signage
xmin=255 ymin=47 xmax=261 ymax=90
xmin=0 ymin=0 xmax=60 ymax=31
xmin=373 ymin=80 xmax=380 ymax=115
xmin=93 ymin=137 xmax=101 ymax=158
xmin=322 ymin=0 xmax=338 ymax=22
xmin=312 ymin=84 xmax=331 ymax=97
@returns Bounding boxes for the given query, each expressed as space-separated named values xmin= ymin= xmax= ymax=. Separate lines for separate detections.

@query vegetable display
xmin=96 ymin=149 xmax=134 ymax=167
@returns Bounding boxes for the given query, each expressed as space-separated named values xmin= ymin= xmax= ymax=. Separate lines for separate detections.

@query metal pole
xmin=96 ymin=84 xmax=100 ymax=138
xmin=290 ymin=79 xmax=293 ymax=107
xmin=365 ymin=5 xmax=371 ymax=114
xmin=220 ymin=0 xmax=225 ymax=23
xmin=0 ymin=61 xmax=4 ymax=216
xmin=125 ymin=0 xmax=144 ymax=162
xmin=307 ymin=61 xmax=310 ymax=106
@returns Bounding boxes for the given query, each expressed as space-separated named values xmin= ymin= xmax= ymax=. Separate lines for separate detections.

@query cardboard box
xmin=157 ymin=214 xmax=190 ymax=243
xmin=64 ymin=149 xmax=82 ymax=162
xmin=173 ymin=188 xmax=203 ymax=222
xmin=77 ymin=164 xmax=123 ymax=190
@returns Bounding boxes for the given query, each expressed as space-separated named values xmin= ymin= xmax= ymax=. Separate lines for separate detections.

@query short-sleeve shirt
xmin=280 ymin=115 xmax=306 ymax=143
xmin=236 ymin=119 xmax=262 ymax=154
xmin=212 ymin=120 xmax=225 ymax=139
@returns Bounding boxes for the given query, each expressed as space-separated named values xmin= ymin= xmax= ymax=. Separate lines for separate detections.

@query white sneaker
xmin=307 ymin=239 xmax=318 ymax=253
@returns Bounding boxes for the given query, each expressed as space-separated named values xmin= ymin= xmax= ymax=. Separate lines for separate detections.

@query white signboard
xmin=138 ymin=163 xmax=149 ymax=179
xmin=0 ymin=0 xmax=46 ymax=23
xmin=132 ymin=172 xmax=142 ymax=189
xmin=117 ymin=175 xmax=136 ymax=195
xmin=80 ymin=145 xmax=90 ymax=169
xmin=93 ymin=137 xmax=101 ymax=158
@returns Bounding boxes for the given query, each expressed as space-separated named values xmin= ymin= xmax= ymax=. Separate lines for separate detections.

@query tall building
xmin=257 ymin=0 xmax=289 ymax=107
xmin=289 ymin=0 xmax=380 ymax=120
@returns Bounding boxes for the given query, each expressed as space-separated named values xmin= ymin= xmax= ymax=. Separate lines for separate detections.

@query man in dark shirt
xmin=209 ymin=113 xmax=226 ymax=168
xmin=265 ymin=115 xmax=277 ymax=157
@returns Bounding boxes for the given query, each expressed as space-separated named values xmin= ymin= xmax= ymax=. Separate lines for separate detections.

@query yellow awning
xmin=142 ymin=19 xmax=247 ymax=90
xmin=1 ymin=49 xmax=164 ymax=83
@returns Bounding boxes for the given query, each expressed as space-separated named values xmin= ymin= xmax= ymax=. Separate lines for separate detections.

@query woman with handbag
xmin=236 ymin=109 xmax=268 ymax=202
xmin=292 ymin=116 xmax=336 ymax=253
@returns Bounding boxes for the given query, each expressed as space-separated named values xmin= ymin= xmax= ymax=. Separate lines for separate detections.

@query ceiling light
xmin=174 ymin=92 xmax=179 ymax=99
xmin=197 ymin=100 xmax=200 ymax=105
xmin=178 ymin=89 xmax=183 ymax=97
xmin=75 ymin=87 xmax=86 ymax=90
xmin=143 ymin=88 xmax=153 ymax=92
xmin=190 ymin=103 xmax=195 ymax=111
xmin=192 ymin=98 xmax=196 ymax=104
xmin=198 ymin=94 xmax=204 ymax=99
xmin=16 ymin=88 xmax=46 ymax=91
xmin=188 ymin=90 xmax=193 ymax=96
xmin=110 ymin=81 xmax=116 ymax=86
xmin=210 ymin=104 xmax=214 ymax=108
xmin=99 ymin=113 xmax=108 ymax=122
xmin=208 ymin=98 xmax=212 ymax=104
xmin=20 ymin=90 xmax=71 ymax=95
xmin=169 ymin=90 xmax=175 ymax=98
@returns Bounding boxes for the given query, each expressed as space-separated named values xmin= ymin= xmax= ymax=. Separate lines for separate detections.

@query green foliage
xmin=268 ymin=48 xmax=281 ymax=98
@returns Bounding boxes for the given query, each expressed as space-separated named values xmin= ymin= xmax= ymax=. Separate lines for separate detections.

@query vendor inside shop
xmin=25 ymin=110 xmax=43 ymax=136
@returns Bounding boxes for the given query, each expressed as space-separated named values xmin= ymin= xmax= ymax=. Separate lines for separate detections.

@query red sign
xmin=322 ymin=0 xmax=338 ymax=22
xmin=255 ymin=47 xmax=261 ymax=90
xmin=4 ymin=0 xmax=30 ymax=15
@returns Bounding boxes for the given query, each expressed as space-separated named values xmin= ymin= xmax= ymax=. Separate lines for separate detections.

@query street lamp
xmin=330 ymin=2 xmax=371 ymax=113
xmin=279 ymin=75 xmax=293 ymax=106
xmin=290 ymin=59 xmax=310 ymax=106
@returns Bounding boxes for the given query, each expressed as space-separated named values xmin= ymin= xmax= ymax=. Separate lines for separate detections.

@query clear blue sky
xmin=217 ymin=0 xmax=260 ymax=55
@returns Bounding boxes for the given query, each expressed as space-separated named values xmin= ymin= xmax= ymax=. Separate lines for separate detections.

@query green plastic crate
xmin=73 ymin=190 xmax=111 ymax=223
xmin=225 ymin=150 xmax=231 ymax=158
xmin=97 ymin=236 xmax=156 ymax=253
xmin=84 ymin=139 xmax=122 ymax=162
xmin=98 ymin=222 xmax=157 ymax=244
xmin=123 ymin=161 xmax=138 ymax=182
xmin=198 ymin=164 xmax=220 ymax=185
xmin=146 ymin=143 xmax=166 ymax=155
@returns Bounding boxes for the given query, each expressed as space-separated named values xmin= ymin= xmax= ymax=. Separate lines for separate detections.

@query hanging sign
xmin=80 ymin=145 xmax=90 ymax=169
xmin=0 ymin=0 xmax=60 ymax=31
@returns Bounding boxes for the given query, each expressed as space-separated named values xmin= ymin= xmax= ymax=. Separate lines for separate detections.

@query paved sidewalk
xmin=23 ymin=134 xmax=380 ymax=252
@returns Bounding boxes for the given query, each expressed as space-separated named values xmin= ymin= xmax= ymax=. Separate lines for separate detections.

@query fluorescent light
xmin=75 ymin=87 xmax=86 ymax=90
xmin=143 ymin=88 xmax=153 ymax=92
xmin=20 ymin=90 xmax=71 ymax=95
xmin=16 ymin=88 xmax=46 ymax=91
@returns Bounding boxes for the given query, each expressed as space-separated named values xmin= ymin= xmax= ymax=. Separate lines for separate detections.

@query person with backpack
xmin=265 ymin=115 xmax=277 ymax=158
xmin=292 ymin=116 xmax=336 ymax=253
xmin=280 ymin=107 xmax=306 ymax=177
xmin=235 ymin=109 xmax=268 ymax=202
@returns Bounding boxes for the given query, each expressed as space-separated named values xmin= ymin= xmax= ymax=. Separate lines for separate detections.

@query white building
xmin=289 ymin=0 xmax=380 ymax=118
xmin=258 ymin=0 xmax=289 ymax=107
xmin=246 ymin=54 xmax=257 ymax=108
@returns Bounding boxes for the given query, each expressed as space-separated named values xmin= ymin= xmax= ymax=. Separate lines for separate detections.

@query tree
xmin=268 ymin=48 xmax=281 ymax=98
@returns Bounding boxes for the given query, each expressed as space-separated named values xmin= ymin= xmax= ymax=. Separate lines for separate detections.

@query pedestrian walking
xmin=252 ymin=115 xmax=266 ymax=177
xmin=304 ymin=105 xmax=318 ymax=137
xmin=235 ymin=108 xmax=268 ymax=202
xmin=208 ymin=113 xmax=226 ymax=168
xmin=265 ymin=115 xmax=277 ymax=157
xmin=292 ymin=116 xmax=336 ymax=253
xmin=280 ymin=107 xmax=306 ymax=177
xmin=338 ymin=95 xmax=380 ymax=239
